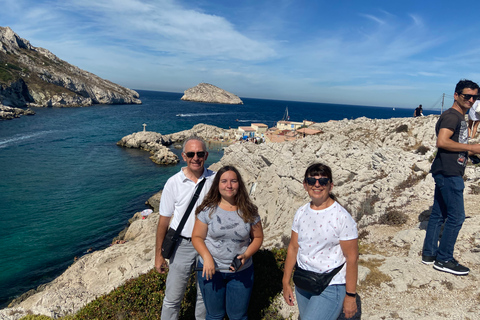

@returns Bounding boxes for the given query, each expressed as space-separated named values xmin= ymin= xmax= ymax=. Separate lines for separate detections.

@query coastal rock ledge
xmin=2 ymin=116 xmax=480 ymax=319
xmin=181 ymin=83 xmax=243 ymax=104
xmin=116 ymin=131 xmax=178 ymax=165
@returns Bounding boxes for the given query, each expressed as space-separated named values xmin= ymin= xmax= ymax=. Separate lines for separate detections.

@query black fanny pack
xmin=293 ymin=263 xmax=344 ymax=295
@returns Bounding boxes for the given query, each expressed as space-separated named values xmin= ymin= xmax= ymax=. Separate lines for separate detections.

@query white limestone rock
xmin=181 ymin=83 xmax=243 ymax=104
xmin=117 ymin=131 xmax=178 ymax=165
xmin=4 ymin=115 xmax=480 ymax=319
xmin=0 ymin=26 xmax=141 ymax=108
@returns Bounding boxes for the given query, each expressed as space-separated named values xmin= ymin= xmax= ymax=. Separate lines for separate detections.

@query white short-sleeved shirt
xmin=159 ymin=167 xmax=215 ymax=238
xmin=468 ymin=101 xmax=480 ymax=121
xmin=292 ymin=201 xmax=358 ymax=285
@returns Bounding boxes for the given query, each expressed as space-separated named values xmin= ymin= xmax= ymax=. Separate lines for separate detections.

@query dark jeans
xmin=197 ymin=263 xmax=254 ymax=320
xmin=423 ymin=174 xmax=465 ymax=262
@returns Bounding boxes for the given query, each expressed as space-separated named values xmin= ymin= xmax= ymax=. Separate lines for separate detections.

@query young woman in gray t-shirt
xmin=192 ymin=165 xmax=263 ymax=320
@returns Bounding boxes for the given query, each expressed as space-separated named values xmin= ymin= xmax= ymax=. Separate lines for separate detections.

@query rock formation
xmin=116 ymin=131 xmax=178 ymax=165
xmin=0 ymin=26 xmax=141 ymax=108
xmin=2 ymin=115 xmax=480 ymax=319
xmin=181 ymin=83 xmax=243 ymax=104
xmin=117 ymin=124 xmax=238 ymax=165
xmin=0 ymin=103 xmax=35 ymax=120
xmin=164 ymin=123 xmax=237 ymax=143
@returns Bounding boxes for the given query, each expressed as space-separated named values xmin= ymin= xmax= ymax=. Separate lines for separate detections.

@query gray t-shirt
xmin=197 ymin=206 xmax=261 ymax=272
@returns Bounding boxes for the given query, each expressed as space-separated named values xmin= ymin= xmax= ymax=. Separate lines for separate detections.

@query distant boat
xmin=282 ymin=107 xmax=290 ymax=121
xmin=393 ymin=108 xmax=395 ymax=111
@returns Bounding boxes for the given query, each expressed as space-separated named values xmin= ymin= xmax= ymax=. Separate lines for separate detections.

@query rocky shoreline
xmin=116 ymin=123 xmax=237 ymax=165
xmin=0 ymin=104 xmax=35 ymax=120
xmin=2 ymin=115 xmax=480 ymax=319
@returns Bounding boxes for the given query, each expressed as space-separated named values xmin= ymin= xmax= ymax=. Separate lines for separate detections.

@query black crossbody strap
xmin=173 ymin=177 xmax=207 ymax=239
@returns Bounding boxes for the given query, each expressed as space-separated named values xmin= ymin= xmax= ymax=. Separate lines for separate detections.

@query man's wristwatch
xmin=346 ymin=291 xmax=357 ymax=297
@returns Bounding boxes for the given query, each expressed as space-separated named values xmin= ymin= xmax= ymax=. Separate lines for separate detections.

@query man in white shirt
xmin=155 ymin=136 xmax=215 ymax=320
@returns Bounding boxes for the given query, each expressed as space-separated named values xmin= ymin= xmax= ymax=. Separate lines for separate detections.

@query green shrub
xmin=249 ymin=248 xmax=287 ymax=319
xmin=74 ymin=269 xmax=168 ymax=320
xmin=416 ymin=145 xmax=430 ymax=155
xmin=378 ymin=210 xmax=408 ymax=226
xmin=0 ymin=67 xmax=13 ymax=82
xmin=356 ymin=193 xmax=380 ymax=221
xmin=18 ymin=248 xmax=289 ymax=320
xmin=395 ymin=124 xmax=408 ymax=133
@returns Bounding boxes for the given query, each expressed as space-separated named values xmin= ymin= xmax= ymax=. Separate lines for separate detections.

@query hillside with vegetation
xmin=0 ymin=26 xmax=140 ymax=108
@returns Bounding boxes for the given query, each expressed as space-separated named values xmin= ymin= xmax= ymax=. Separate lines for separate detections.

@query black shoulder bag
xmin=293 ymin=262 xmax=345 ymax=295
xmin=161 ymin=178 xmax=207 ymax=259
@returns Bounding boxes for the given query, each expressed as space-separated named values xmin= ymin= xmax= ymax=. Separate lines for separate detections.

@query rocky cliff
xmin=0 ymin=26 xmax=141 ymax=108
xmin=181 ymin=83 xmax=243 ymax=104
xmin=2 ymin=115 xmax=480 ymax=319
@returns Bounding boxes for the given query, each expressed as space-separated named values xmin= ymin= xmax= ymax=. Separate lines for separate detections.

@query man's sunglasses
xmin=184 ymin=151 xmax=206 ymax=158
xmin=459 ymin=93 xmax=480 ymax=101
xmin=305 ymin=177 xmax=330 ymax=186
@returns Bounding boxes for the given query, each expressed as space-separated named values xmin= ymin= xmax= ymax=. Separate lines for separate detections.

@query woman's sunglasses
xmin=305 ymin=177 xmax=330 ymax=186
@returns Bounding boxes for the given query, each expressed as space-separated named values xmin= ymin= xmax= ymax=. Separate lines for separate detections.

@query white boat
xmin=282 ymin=107 xmax=290 ymax=121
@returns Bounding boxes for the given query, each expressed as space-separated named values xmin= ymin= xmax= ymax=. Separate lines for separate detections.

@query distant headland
xmin=0 ymin=26 xmax=141 ymax=120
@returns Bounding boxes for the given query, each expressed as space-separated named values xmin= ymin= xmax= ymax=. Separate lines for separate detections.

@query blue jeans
xmin=423 ymin=174 xmax=465 ymax=262
xmin=161 ymin=238 xmax=206 ymax=320
xmin=197 ymin=263 xmax=254 ymax=320
xmin=295 ymin=284 xmax=345 ymax=320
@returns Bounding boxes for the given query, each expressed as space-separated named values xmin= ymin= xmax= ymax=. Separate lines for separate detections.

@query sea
xmin=0 ymin=90 xmax=441 ymax=307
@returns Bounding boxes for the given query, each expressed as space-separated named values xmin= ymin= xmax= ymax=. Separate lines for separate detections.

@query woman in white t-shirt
xmin=282 ymin=163 xmax=358 ymax=320
xmin=468 ymin=100 xmax=480 ymax=138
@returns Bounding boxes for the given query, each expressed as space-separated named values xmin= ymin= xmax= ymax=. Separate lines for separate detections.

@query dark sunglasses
xmin=459 ymin=93 xmax=480 ymax=101
xmin=305 ymin=177 xmax=330 ymax=186
xmin=184 ymin=151 xmax=206 ymax=158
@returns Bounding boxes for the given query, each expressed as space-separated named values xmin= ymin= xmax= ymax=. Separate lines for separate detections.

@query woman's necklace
xmin=220 ymin=200 xmax=237 ymax=211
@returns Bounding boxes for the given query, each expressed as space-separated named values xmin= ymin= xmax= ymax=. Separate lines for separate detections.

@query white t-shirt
xmin=468 ymin=101 xmax=480 ymax=121
xmin=159 ymin=167 xmax=216 ymax=238
xmin=292 ymin=201 xmax=358 ymax=285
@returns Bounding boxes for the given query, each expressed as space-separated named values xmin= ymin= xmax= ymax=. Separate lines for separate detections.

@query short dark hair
xmin=304 ymin=163 xmax=333 ymax=183
xmin=455 ymin=79 xmax=480 ymax=94
xmin=304 ymin=163 xmax=337 ymax=201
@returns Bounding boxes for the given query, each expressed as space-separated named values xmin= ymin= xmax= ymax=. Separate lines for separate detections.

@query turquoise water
xmin=0 ymin=90 xmax=440 ymax=306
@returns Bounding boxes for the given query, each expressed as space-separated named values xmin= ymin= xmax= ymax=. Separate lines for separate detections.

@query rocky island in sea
xmin=0 ymin=26 xmax=141 ymax=120
xmin=2 ymin=115 xmax=480 ymax=319
xmin=181 ymin=82 xmax=243 ymax=104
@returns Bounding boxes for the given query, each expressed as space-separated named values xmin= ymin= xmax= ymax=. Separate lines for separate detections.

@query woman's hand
xmin=229 ymin=254 xmax=245 ymax=272
xmin=282 ymin=230 xmax=299 ymax=307
xmin=282 ymin=282 xmax=295 ymax=306
xmin=343 ymin=295 xmax=357 ymax=318
xmin=202 ymin=255 xmax=216 ymax=280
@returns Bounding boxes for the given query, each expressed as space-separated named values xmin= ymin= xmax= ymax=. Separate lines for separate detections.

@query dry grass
xmin=358 ymin=258 xmax=392 ymax=289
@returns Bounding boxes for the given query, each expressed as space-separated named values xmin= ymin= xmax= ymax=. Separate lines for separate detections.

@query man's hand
xmin=155 ymin=254 xmax=168 ymax=273
xmin=155 ymin=215 xmax=172 ymax=274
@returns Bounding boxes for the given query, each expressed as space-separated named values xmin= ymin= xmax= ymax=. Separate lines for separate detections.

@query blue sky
xmin=1 ymin=0 xmax=479 ymax=109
